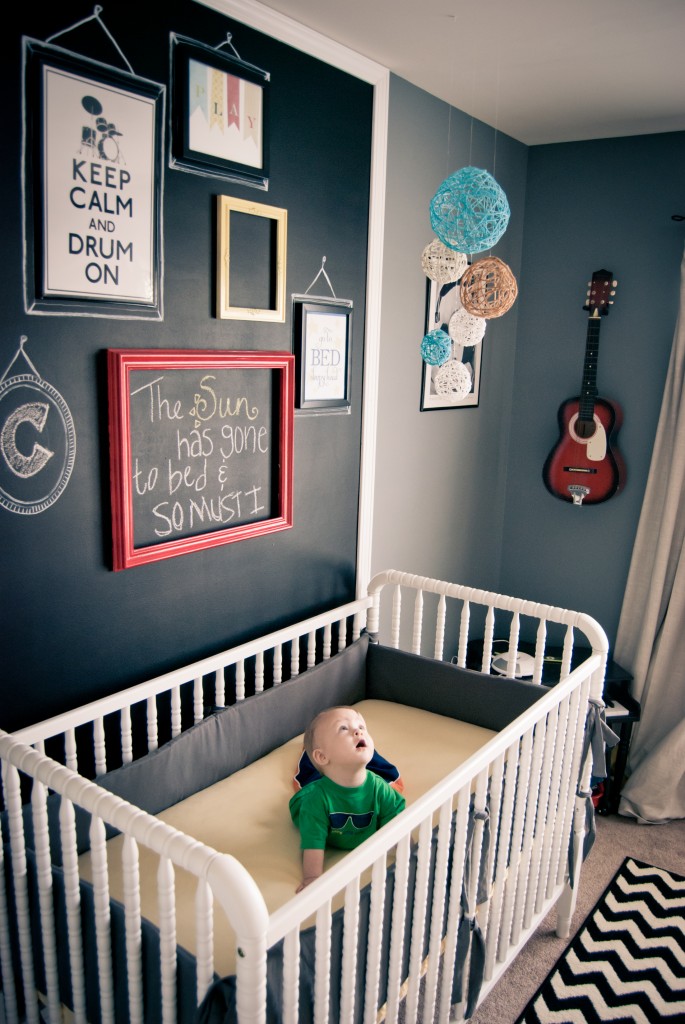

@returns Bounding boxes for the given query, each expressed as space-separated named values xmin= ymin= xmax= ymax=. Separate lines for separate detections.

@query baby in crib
xmin=289 ymin=706 xmax=405 ymax=892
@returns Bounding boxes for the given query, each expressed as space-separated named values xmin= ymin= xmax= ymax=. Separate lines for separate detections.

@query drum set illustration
xmin=79 ymin=94 xmax=125 ymax=163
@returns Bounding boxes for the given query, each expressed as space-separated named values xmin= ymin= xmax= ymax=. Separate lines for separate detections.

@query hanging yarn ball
xmin=429 ymin=166 xmax=510 ymax=255
xmin=420 ymin=238 xmax=468 ymax=284
xmin=420 ymin=329 xmax=452 ymax=366
xmin=460 ymin=257 xmax=518 ymax=319
xmin=448 ymin=306 xmax=487 ymax=347
xmin=433 ymin=359 xmax=472 ymax=402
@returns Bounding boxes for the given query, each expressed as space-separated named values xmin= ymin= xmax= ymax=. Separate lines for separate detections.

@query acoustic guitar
xmin=543 ymin=269 xmax=626 ymax=505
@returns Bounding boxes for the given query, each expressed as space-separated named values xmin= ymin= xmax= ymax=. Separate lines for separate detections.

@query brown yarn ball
xmin=459 ymin=257 xmax=518 ymax=319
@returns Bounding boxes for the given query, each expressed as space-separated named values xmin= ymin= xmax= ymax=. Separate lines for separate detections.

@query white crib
xmin=0 ymin=570 xmax=609 ymax=1024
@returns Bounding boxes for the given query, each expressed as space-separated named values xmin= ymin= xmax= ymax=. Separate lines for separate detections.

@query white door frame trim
xmin=199 ymin=0 xmax=388 ymax=596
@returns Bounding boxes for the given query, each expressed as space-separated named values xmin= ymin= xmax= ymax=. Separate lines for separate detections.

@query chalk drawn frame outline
xmin=22 ymin=37 xmax=165 ymax=320
xmin=0 ymin=373 xmax=77 ymax=515
xmin=107 ymin=348 xmax=295 ymax=571
xmin=292 ymin=296 xmax=353 ymax=413
xmin=169 ymin=33 xmax=270 ymax=191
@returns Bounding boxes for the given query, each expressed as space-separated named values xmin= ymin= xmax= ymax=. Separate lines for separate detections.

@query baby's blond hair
xmin=303 ymin=706 xmax=354 ymax=760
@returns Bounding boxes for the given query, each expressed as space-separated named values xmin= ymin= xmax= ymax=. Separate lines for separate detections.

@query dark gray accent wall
xmin=0 ymin=0 xmax=373 ymax=731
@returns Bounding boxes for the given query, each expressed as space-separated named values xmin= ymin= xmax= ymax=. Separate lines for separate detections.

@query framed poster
xmin=170 ymin=33 xmax=269 ymax=189
xmin=420 ymin=279 xmax=482 ymax=410
xmin=216 ymin=195 xmax=287 ymax=321
xmin=293 ymin=297 xmax=352 ymax=412
xmin=108 ymin=349 xmax=294 ymax=570
xmin=22 ymin=38 xmax=164 ymax=319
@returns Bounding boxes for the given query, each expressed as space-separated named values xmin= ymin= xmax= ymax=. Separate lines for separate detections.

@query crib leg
xmin=555 ymin=882 xmax=575 ymax=939
xmin=555 ymin=798 xmax=585 ymax=939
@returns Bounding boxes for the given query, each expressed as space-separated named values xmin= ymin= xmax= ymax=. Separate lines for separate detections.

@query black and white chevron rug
xmin=516 ymin=857 xmax=685 ymax=1022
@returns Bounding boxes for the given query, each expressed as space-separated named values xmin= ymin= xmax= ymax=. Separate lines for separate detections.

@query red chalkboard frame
xmin=108 ymin=349 xmax=294 ymax=570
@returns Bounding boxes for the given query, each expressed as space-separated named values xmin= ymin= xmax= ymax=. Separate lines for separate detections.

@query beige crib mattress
xmin=78 ymin=699 xmax=495 ymax=976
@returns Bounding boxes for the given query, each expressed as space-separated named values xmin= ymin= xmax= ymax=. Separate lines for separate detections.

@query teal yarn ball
xmin=429 ymin=166 xmax=510 ymax=255
xmin=421 ymin=329 xmax=452 ymax=366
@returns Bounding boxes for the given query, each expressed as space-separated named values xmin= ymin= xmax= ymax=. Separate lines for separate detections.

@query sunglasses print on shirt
xmin=329 ymin=811 xmax=374 ymax=834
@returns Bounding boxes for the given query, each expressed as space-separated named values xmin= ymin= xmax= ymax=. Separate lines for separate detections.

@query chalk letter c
xmin=1 ymin=402 xmax=55 ymax=478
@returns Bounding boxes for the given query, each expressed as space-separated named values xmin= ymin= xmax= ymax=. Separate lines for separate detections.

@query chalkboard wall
xmin=0 ymin=0 xmax=373 ymax=731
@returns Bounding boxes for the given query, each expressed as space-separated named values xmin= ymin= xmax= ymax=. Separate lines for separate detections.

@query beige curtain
xmin=614 ymin=244 xmax=685 ymax=824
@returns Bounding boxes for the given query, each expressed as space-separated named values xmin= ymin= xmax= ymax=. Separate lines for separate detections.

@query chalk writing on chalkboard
xmin=108 ymin=350 xmax=294 ymax=570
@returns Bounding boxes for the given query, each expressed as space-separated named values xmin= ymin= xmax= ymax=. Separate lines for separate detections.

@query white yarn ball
xmin=448 ymin=306 xmax=487 ymax=347
xmin=433 ymin=359 xmax=472 ymax=402
xmin=421 ymin=238 xmax=468 ymax=284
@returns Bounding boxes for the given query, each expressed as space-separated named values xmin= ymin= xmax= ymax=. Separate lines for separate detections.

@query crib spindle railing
xmin=434 ymin=593 xmax=447 ymax=660
xmin=2 ymin=576 xmax=608 ymax=1024
xmin=384 ymin=832 xmax=410 ymax=1024
xmin=158 ymin=854 xmax=178 ymax=1024
xmin=367 ymin=571 xmax=608 ymax=698
xmin=8 ymin=597 xmax=372 ymax=783
xmin=523 ymin=708 xmax=559 ymax=930
xmin=314 ymin=899 xmax=332 ymax=1024
xmin=121 ymin=705 xmax=133 ymax=764
xmin=122 ymin=834 xmax=145 ymax=1024
xmin=0 ymin=733 xmax=270 ymax=1024
xmin=91 ymin=816 xmax=116 ymax=1024
xmin=255 ymin=651 xmax=265 ymax=693
xmin=282 ymin=927 xmax=300 ymax=1022
xmin=364 ymin=855 xmax=389 ymax=1024
xmin=195 ymin=879 xmax=215 ymax=1006
xmin=1 ymin=761 xmax=40 ymax=1024
xmin=265 ymin=655 xmax=600 ymax=1024
xmin=536 ymin=706 xmax=566 ymax=913
xmin=411 ymin=588 xmax=424 ymax=654
xmin=510 ymin=721 xmax=547 ymax=948
xmin=31 ymin=781 xmax=62 ymax=1024
xmin=340 ymin=878 xmax=360 ymax=1024
xmin=422 ymin=796 xmax=457 ymax=1023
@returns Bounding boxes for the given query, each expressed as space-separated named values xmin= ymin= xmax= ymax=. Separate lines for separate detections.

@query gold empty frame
xmin=216 ymin=195 xmax=287 ymax=321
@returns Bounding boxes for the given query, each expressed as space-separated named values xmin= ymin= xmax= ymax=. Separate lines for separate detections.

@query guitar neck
xmin=578 ymin=314 xmax=601 ymax=421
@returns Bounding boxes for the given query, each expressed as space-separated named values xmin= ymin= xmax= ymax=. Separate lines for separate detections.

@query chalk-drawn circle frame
xmin=0 ymin=373 xmax=77 ymax=515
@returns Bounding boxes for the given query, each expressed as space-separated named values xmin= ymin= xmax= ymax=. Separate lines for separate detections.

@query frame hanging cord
xmin=304 ymin=256 xmax=337 ymax=300
xmin=215 ymin=34 xmax=270 ymax=80
xmin=0 ymin=337 xmax=42 ymax=386
xmin=46 ymin=5 xmax=135 ymax=76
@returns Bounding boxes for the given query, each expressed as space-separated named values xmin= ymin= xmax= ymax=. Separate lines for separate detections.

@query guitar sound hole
xmin=575 ymin=419 xmax=596 ymax=440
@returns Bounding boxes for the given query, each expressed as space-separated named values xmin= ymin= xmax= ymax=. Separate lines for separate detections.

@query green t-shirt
xmin=289 ymin=771 xmax=405 ymax=850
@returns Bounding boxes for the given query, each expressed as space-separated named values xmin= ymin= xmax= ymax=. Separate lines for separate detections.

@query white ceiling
xmin=260 ymin=0 xmax=685 ymax=145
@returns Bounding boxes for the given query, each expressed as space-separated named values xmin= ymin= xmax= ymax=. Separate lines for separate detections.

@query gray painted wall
xmin=373 ymin=74 xmax=684 ymax=653
xmin=501 ymin=133 xmax=685 ymax=646
xmin=371 ymin=75 xmax=528 ymax=594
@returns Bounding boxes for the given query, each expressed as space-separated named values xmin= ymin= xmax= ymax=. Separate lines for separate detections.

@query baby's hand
xmin=296 ymin=876 xmax=319 ymax=893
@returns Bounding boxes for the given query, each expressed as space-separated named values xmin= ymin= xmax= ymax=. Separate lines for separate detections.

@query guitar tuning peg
xmin=610 ymin=289 xmax=616 ymax=296
xmin=612 ymin=280 xmax=618 ymax=287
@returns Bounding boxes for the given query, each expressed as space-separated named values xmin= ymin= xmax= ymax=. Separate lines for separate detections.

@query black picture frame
xmin=22 ymin=38 xmax=165 ymax=320
xmin=170 ymin=33 xmax=270 ymax=190
xmin=293 ymin=297 xmax=352 ymax=413
xmin=420 ymin=279 xmax=482 ymax=410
